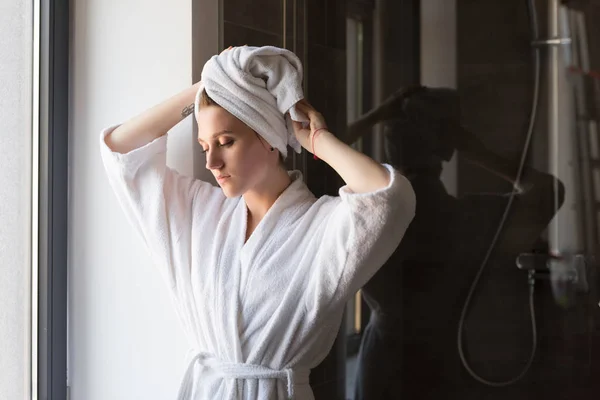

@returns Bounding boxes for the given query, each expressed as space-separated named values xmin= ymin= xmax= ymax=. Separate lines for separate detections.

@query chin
xmin=220 ymin=185 xmax=244 ymax=198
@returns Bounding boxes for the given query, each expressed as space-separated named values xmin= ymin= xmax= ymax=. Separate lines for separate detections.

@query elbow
xmin=103 ymin=125 xmax=131 ymax=154
xmin=378 ymin=166 xmax=416 ymax=224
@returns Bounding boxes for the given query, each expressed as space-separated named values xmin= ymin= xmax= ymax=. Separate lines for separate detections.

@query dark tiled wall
xmin=223 ymin=0 xmax=283 ymax=46
xmin=303 ymin=0 xmax=347 ymax=200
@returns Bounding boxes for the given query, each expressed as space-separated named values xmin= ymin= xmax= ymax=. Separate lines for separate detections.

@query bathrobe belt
xmin=176 ymin=351 xmax=310 ymax=400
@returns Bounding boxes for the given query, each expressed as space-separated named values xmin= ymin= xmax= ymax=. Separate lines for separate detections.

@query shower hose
xmin=457 ymin=0 xmax=542 ymax=387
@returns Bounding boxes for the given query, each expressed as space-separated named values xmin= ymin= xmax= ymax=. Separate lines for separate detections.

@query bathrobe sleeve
xmin=308 ymin=164 xmax=416 ymax=308
xmin=99 ymin=124 xmax=225 ymax=290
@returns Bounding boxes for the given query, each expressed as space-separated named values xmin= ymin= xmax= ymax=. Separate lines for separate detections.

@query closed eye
xmin=199 ymin=140 xmax=234 ymax=154
xmin=218 ymin=140 xmax=234 ymax=148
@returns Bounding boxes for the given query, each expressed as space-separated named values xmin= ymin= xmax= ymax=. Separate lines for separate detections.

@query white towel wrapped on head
xmin=195 ymin=45 xmax=309 ymax=159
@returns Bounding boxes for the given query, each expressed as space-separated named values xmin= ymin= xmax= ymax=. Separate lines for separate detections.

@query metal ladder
xmin=569 ymin=9 xmax=600 ymax=264
xmin=565 ymin=7 xmax=600 ymax=380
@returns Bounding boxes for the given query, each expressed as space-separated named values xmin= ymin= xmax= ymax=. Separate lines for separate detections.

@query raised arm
xmin=99 ymin=80 xmax=227 ymax=291
xmin=343 ymin=85 xmax=427 ymax=146
xmin=293 ymin=100 xmax=391 ymax=194
xmin=293 ymin=99 xmax=416 ymax=308
xmin=105 ymin=81 xmax=201 ymax=153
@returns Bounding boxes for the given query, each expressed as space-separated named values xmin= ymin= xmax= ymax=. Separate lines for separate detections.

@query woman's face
xmin=196 ymin=105 xmax=276 ymax=197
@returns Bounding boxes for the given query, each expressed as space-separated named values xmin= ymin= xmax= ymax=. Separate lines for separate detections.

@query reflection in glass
xmin=342 ymin=0 xmax=600 ymax=398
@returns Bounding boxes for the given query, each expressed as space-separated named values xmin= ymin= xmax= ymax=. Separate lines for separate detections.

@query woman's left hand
xmin=293 ymin=99 xmax=392 ymax=193
xmin=292 ymin=100 xmax=329 ymax=155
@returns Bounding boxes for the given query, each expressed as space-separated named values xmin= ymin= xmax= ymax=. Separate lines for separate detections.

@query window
xmin=0 ymin=0 xmax=69 ymax=398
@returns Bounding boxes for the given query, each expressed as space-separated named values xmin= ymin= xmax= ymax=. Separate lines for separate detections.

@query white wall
xmin=69 ymin=0 xmax=197 ymax=398
xmin=421 ymin=0 xmax=457 ymax=196
xmin=0 ymin=0 xmax=32 ymax=398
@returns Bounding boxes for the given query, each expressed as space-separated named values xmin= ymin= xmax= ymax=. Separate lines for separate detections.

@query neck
xmin=243 ymin=167 xmax=292 ymax=222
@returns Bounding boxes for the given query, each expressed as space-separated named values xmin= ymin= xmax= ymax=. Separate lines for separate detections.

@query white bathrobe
xmin=99 ymin=125 xmax=416 ymax=399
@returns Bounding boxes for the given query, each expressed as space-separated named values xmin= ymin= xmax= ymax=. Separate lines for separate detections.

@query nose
xmin=205 ymin=148 xmax=224 ymax=171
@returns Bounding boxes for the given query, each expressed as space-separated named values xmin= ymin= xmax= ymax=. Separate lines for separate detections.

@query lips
xmin=216 ymin=175 xmax=230 ymax=183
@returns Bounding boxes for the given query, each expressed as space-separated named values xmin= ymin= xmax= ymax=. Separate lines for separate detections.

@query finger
xmin=296 ymin=100 xmax=315 ymax=115
xmin=298 ymin=99 xmax=314 ymax=110
xmin=295 ymin=104 xmax=308 ymax=116
xmin=305 ymin=107 xmax=321 ymax=120
xmin=296 ymin=101 xmax=326 ymax=130
xmin=295 ymin=100 xmax=308 ymax=111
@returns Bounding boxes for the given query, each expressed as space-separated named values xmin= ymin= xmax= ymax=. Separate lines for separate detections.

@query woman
xmin=100 ymin=45 xmax=415 ymax=399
